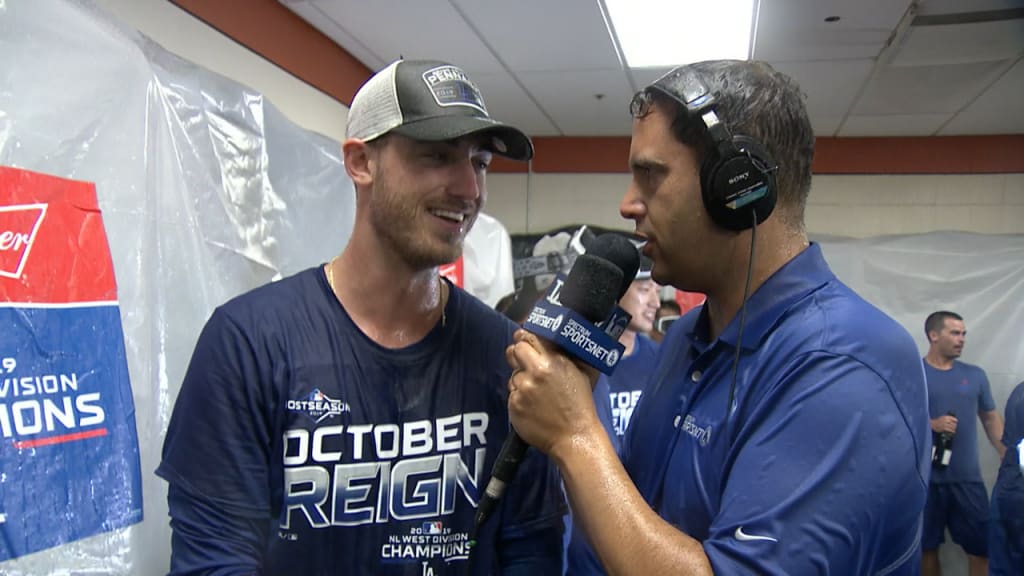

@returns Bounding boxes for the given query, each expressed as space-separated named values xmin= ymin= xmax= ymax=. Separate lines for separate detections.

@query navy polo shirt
xmin=622 ymin=243 xmax=930 ymax=575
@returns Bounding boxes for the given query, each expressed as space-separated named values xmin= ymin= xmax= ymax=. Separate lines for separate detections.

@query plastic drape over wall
xmin=1 ymin=0 xmax=354 ymax=572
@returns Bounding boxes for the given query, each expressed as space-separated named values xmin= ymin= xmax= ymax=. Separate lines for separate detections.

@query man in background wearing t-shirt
xmin=922 ymin=310 xmax=1005 ymax=576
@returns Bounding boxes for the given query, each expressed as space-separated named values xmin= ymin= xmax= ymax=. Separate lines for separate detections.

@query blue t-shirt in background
xmin=994 ymin=381 xmax=1024 ymax=515
xmin=925 ymin=361 xmax=995 ymax=484
xmin=157 ymin=267 xmax=566 ymax=575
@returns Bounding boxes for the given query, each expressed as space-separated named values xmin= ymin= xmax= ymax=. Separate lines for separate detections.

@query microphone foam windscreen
xmin=587 ymin=234 xmax=641 ymax=299
xmin=558 ymin=254 xmax=623 ymax=323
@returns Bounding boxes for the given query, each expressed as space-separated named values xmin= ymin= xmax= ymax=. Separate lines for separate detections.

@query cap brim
xmin=391 ymin=116 xmax=534 ymax=161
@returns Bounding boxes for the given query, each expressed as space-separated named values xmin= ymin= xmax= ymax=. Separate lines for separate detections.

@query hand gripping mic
xmin=473 ymin=234 xmax=641 ymax=532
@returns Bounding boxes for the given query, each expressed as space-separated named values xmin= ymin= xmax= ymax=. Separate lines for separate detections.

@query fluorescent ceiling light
xmin=603 ymin=0 xmax=758 ymax=68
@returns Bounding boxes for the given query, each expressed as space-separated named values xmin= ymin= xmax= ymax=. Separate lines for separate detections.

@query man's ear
xmin=342 ymin=138 xmax=375 ymax=187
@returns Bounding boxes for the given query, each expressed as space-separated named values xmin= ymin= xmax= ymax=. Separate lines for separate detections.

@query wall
xmin=93 ymin=0 xmax=349 ymax=143
xmin=487 ymin=172 xmax=1024 ymax=236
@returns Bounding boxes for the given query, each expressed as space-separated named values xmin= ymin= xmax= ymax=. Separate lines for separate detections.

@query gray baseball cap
xmin=346 ymin=59 xmax=534 ymax=161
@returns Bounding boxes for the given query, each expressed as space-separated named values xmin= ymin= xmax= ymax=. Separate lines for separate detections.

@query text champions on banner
xmin=0 ymin=166 xmax=143 ymax=561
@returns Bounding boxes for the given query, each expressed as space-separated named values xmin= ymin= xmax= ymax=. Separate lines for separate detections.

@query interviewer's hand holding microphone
xmin=471 ymin=233 xmax=638 ymax=537
xmin=506 ymin=325 xmax=602 ymax=457
xmin=507 ymin=232 xmax=639 ymax=456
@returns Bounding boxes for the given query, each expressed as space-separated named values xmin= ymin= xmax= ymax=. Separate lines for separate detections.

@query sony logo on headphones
xmin=728 ymin=171 xmax=750 ymax=185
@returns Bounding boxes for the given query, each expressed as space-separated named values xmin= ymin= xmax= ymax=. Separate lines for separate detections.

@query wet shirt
xmin=566 ymin=335 xmax=659 ymax=574
xmin=924 ymin=361 xmax=996 ymax=483
xmin=621 ymin=244 xmax=930 ymax=575
xmin=158 ymin=267 xmax=565 ymax=575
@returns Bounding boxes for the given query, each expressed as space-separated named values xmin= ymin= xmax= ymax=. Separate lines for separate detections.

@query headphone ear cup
xmin=701 ymin=135 xmax=777 ymax=231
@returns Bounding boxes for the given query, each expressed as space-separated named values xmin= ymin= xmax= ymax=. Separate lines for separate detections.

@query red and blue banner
xmin=0 ymin=167 xmax=142 ymax=561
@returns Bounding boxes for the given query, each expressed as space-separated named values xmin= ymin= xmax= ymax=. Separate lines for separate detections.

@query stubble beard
xmin=369 ymin=169 xmax=467 ymax=270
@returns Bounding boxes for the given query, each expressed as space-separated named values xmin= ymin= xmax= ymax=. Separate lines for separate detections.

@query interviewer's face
xmin=620 ymin=102 xmax=724 ymax=292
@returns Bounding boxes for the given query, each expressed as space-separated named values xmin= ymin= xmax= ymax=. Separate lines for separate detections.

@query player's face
xmin=934 ymin=318 xmax=966 ymax=359
xmin=619 ymin=279 xmax=661 ymax=334
xmin=368 ymin=134 xmax=492 ymax=268
xmin=620 ymin=102 xmax=727 ymax=293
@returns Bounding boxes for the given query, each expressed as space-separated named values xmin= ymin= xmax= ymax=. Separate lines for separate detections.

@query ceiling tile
xmin=517 ymin=69 xmax=636 ymax=135
xmin=892 ymin=20 xmax=1024 ymax=66
xmin=916 ymin=0 xmax=1024 ymax=15
xmin=304 ymin=0 xmax=504 ymax=73
xmin=469 ymin=72 xmax=561 ymax=136
xmin=809 ymin=115 xmax=845 ymax=136
xmin=754 ymin=0 xmax=912 ymax=61
xmin=769 ymin=59 xmax=875 ymax=117
xmin=450 ymin=0 xmax=621 ymax=72
xmin=940 ymin=58 xmax=1024 ymax=134
xmin=285 ymin=1 xmax=386 ymax=69
xmin=852 ymin=60 xmax=1010 ymax=115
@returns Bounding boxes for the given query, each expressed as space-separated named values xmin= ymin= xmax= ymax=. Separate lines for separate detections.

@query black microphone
xmin=473 ymin=235 xmax=640 ymax=532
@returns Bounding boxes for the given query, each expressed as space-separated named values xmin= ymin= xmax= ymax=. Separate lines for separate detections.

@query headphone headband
xmin=636 ymin=67 xmax=779 ymax=231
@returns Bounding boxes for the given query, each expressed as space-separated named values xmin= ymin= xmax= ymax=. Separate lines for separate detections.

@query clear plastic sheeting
xmin=0 ymin=0 xmax=353 ymax=573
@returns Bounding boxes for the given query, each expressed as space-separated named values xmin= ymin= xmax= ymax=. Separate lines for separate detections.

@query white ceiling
xmin=280 ymin=0 xmax=1024 ymax=137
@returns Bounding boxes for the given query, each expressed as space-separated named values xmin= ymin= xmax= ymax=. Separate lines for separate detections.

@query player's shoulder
xmin=450 ymin=283 xmax=517 ymax=334
xmin=212 ymin=267 xmax=323 ymax=331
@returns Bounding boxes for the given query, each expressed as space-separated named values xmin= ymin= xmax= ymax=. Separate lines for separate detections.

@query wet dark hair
xmin=634 ymin=60 xmax=815 ymax=229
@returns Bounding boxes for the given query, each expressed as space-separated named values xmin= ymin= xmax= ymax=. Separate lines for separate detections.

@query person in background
xmin=505 ymin=59 xmax=929 ymax=575
xmin=157 ymin=58 xmax=565 ymax=575
xmin=650 ymin=298 xmax=681 ymax=343
xmin=565 ymin=249 xmax=661 ymax=574
xmin=990 ymin=379 xmax=1024 ymax=575
xmin=921 ymin=310 xmax=1004 ymax=576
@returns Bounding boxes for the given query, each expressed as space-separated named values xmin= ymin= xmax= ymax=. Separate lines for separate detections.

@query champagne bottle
xmin=932 ymin=411 xmax=956 ymax=470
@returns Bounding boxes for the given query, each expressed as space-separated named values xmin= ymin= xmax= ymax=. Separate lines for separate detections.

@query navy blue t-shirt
xmin=993 ymin=381 xmax=1024 ymax=527
xmin=621 ymin=244 xmax=930 ymax=575
xmin=157 ymin=267 xmax=565 ymax=575
xmin=924 ymin=361 xmax=995 ymax=484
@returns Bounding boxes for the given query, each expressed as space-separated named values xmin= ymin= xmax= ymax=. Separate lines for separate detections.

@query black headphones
xmin=642 ymin=69 xmax=779 ymax=231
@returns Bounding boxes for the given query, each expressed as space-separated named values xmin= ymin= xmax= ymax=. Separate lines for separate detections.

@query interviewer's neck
xmin=706 ymin=221 xmax=808 ymax=341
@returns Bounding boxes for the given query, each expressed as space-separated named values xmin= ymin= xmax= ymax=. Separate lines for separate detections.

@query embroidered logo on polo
xmin=421 ymin=65 xmax=487 ymax=113
xmin=287 ymin=388 xmax=350 ymax=423
xmin=681 ymin=414 xmax=713 ymax=447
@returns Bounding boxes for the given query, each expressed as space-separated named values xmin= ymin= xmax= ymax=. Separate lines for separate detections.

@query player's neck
xmin=924 ymin=351 xmax=954 ymax=370
xmin=329 ymin=247 xmax=447 ymax=348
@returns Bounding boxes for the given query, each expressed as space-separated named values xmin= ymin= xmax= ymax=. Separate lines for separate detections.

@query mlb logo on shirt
xmin=422 ymin=521 xmax=443 ymax=535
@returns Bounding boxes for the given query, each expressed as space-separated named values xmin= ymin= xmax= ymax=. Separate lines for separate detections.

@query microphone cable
xmin=726 ymin=210 xmax=758 ymax=418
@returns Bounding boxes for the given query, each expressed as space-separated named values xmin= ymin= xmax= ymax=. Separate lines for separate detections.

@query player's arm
xmin=157 ymin=309 xmax=274 ymax=574
xmin=981 ymin=408 xmax=1006 ymax=459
